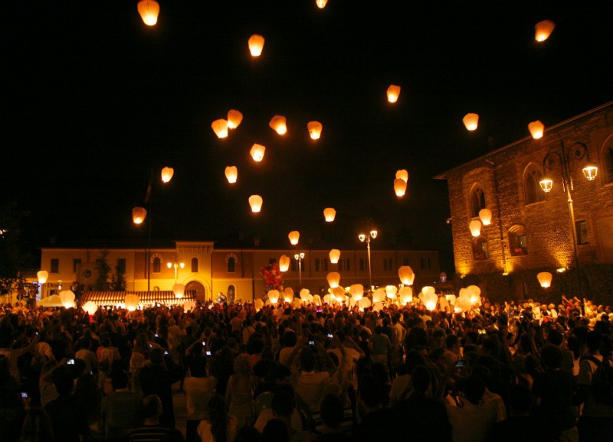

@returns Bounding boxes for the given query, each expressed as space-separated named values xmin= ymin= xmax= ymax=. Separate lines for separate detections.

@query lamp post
xmin=539 ymin=140 xmax=598 ymax=297
xmin=358 ymin=229 xmax=378 ymax=291
xmin=294 ymin=252 xmax=305 ymax=287
xmin=166 ymin=260 xmax=185 ymax=281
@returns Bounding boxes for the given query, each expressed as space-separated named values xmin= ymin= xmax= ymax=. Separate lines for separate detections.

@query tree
xmin=94 ymin=251 xmax=111 ymax=290
xmin=111 ymin=262 xmax=126 ymax=291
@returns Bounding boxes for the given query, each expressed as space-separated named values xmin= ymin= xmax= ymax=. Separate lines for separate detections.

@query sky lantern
xmin=82 ymin=301 xmax=98 ymax=316
xmin=279 ymin=255 xmax=290 ymax=272
xmin=250 ymin=144 xmax=266 ymax=162
xmin=385 ymin=285 xmax=398 ymax=299
xmin=269 ymin=115 xmax=287 ymax=135
xmin=462 ymin=113 xmax=479 ymax=131
xmin=399 ymin=287 xmax=413 ymax=305
xmin=37 ymin=270 xmax=48 ymax=284
xmin=537 ymin=271 xmax=553 ymax=288
xmin=60 ymin=290 xmax=76 ymax=309
xmin=528 ymin=120 xmax=544 ymax=139
xmin=307 ymin=121 xmax=323 ymax=140
xmin=323 ymin=207 xmax=336 ymax=222
xmin=227 ymin=109 xmax=243 ymax=129
xmin=248 ymin=195 xmax=263 ymax=213
xmin=161 ymin=167 xmax=174 ymax=183
xmin=329 ymin=249 xmax=341 ymax=264
xmin=535 ymin=20 xmax=555 ymax=42
xmin=350 ymin=284 xmax=363 ymax=301
xmin=396 ymin=169 xmax=409 ymax=183
xmin=248 ymin=34 xmax=265 ymax=57
xmin=211 ymin=119 xmax=228 ymax=139
xmin=316 ymin=0 xmax=328 ymax=8
xmin=358 ymin=297 xmax=371 ymax=310
xmin=137 ymin=0 xmax=160 ymax=26
xmin=420 ymin=286 xmax=437 ymax=311
xmin=288 ymin=230 xmax=300 ymax=246
xmin=394 ymin=178 xmax=407 ymax=197
xmin=387 ymin=84 xmax=401 ymax=103
xmin=398 ymin=265 xmax=415 ymax=286
xmin=284 ymin=287 xmax=294 ymax=303
xmin=132 ymin=207 xmax=147 ymax=225
xmin=327 ymin=272 xmax=341 ymax=289
xmin=479 ymin=208 xmax=492 ymax=226
xmin=466 ymin=285 xmax=481 ymax=305
xmin=225 ymin=166 xmax=238 ymax=184
xmin=173 ymin=283 xmax=185 ymax=299
xmin=267 ymin=289 xmax=280 ymax=304
xmin=469 ymin=219 xmax=482 ymax=237
xmin=125 ymin=294 xmax=140 ymax=311
xmin=372 ymin=288 xmax=386 ymax=303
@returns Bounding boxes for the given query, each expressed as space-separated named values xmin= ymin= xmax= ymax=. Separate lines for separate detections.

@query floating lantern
xmin=250 ymin=144 xmax=266 ymax=162
xmin=225 ymin=166 xmax=238 ymax=184
xmin=267 ymin=289 xmax=280 ymax=304
xmin=269 ymin=115 xmax=287 ymax=135
xmin=161 ymin=167 xmax=174 ymax=183
xmin=60 ymin=290 xmax=76 ymax=309
xmin=537 ymin=271 xmax=553 ymax=288
xmin=132 ymin=207 xmax=147 ymax=225
xmin=227 ymin=109 xmax=243 ymax=129
xmin=394 ymin=178 xmax=407 ymax=197
xmin=372 ymin=288 xmax=386 ymax=304
xmin=307 ymin=121 xmax=323 ymax=140
xmin=535 ymin=20 xmax=555 ymax=42
xmin=479 ymin=208 xmax=492 ymax=226
xmin=211 ymin=119 xmax=228 ymax=139
xmin=284 ymin=287 xmax=294 ymax=303
xmin=288 ymin=230 xmax=300 ymax=246
xmin=358 ymin=297 xmax=372 ymax=310
xmin=248 ymin=34 xmax=265 ymax=57
xmin=396 ymin=169 xmax=409 ymax=183
xmin=582 ymin=164 xmax=599 ymax=181
xmin=329 ymin=249 xmax=341 ymax=264
xmin=462 ymin=113 xmax=479 ymax=131
xmin=37 ymin=270 xmax=48 ymax=284
xmin=316 ymin=0 xmax=328 ymax=8
xmin=387 ymin=84 xmax=401 ymax=103
xmin=385 ymin=285 xmax=398 ymax=299
xmin=137 ymin=0 xmax=160 ymax=26
xmin=323 ymin=207 xmax=336 ymax=222
xmin=466 ymin=285 xmax=481 ymax=305
xmin=279 ymin=255 xmax=290 ymax=272
xmin=248 ymin=195 xmax=263 ymax=213
xmin=539 ymin=176 xmax=553 ymax=193
xmin=528 ymin=120 xmax=544 ymax=139
xmin=350 ymin=284 xmax=364 ymax=301
xmin=327 ymin=272 xmax=341 ymax=289
xmin=469 ymin=219 xmax=482 ymax=237
xmin=420 ymin=286 xmax=437 ymax=311
xmin=82 ymin=301 xmax=98 ymax=316
xmin=399 ymin=287 xmax=413 ymax=305
xmin=398 ymin=266 xmax=415 ymax=286
xmin=173 ymin=283 xmax=185 ymax=299
xmin=125 ymin=294 xmax=140 ymax=311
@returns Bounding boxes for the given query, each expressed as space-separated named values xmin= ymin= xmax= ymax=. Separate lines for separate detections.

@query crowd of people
xmin=0 ymin=296 xmax=612 ymax=442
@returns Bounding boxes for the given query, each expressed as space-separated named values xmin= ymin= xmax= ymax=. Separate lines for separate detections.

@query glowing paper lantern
xmin=350 ymin=284 xmax=364 ymax=301
xmin=161 ymin=167 xmax=174 ymax=183
xmin=312 ymin=295 xmax=322 ymax=306
xmin=479 ymin=208 xmax=492 ymax=226
xmin=528 ymin=120 xmax=544 ymax=140
xmin=535 ymin=20 xmax=555 ymax=42
xmin=248 ymin=34 xmax=265 ymax=57
xmin=327 ymin=272 xmax=341 ymax=289
xmin=396 ymin=169 xmax=409 ymax=183
xmin=332 ymin=287 xmax=345 ymax=298
xmin=469 ymin=219 xmax=482 ymax=237
xmin=248 ymin=195 xmax=263 ymax=213
xmin=385 ymin=285 xmax=398 ymax=299
xmin=420 ymin=286 xmax=437 ymax=311
xmin=316 ymin=0 xmax=328 ymax=8
xmin=132 ymin=207 xmax=147 ymax=225
xmin=267 ymin=289 xmax=280 ymax=304
xmin=250 ymin=144 xmax=266 ymax=162
xmin=211 ymin=119 xmax=229 ymax=139
xmin=399 ymin=286 xmax=413 ymax=305
xmin=537 ymin=271 xmax=553 ymax=288
xmin=173 ymin=283 xmax=185 ymax=299
xmin=466 ymin=285 xmax=481 ymax=305
xmin=288 ymin=230 xmax=300 ymax=246
xmin=60 ymin=290 xmax=76 ymax=309
xmin=387 ymin=84 xmax=401 ymax=103
xmin=372 ymin=288 xmax=386 ymax=304
xmin=137 ymin=0 xmax=160 ymax=26
xmin=329 ymin=249 xmax=341 ymax=264
xmin=462 ymin=113 xmax=479 ymax=131
xmin=358 ymin=297 xmax=372 ymax=309
xmin=394 ymin=178 xmax=407 ymax=197
xmin=39 ymin=295 xmax=62 ymax=307
xmin=227 ymin=109 xmax=243 ymax=129
xmin=37 ymin=270 xmax=48 ymax=284
xmin=398 ymin=266 xmax=415 ymax=286
xmin=323 ymin=208 xmax=336 ymax=222
xmin=269 ymin=115 xmax=287 ymax=135
xmin=283 ymin=287 xmax=294 ymax=303
xmin=279 ymin=255 xmax=290 ymax=272
xmin=225 ymin=166 xmax=238 ymax=184
xmin=254 ymin=298 xmax=264 ymax=311
xmin=307 ymin=121 xmax=323 ymax=140
xmin=82 ymin=301 xmax=98 ymax=316
xmin=125 ymin=294 xmax=140 ymax=311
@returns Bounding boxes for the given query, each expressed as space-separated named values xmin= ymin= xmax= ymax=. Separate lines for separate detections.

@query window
xmin=346 ymin=258 xmax=351 ymax=271
xmin=323 ymin=260 xmax=328 ymax=271
xmin=152 ymin=257 xmax=161 ymax=273
xmin=117 ymin=258 xmax=126 ymax=274
xmin=315 ymin=258 xmax=320 ymax=272
xmin=508 ymin=224 xmax=528 ymax=256
xmin=383 ymin=258 xmax=393 ymax=271
xmin=73 ymin=258 xmax=81 ymax=273
xmin=191 ymin=257 xmax=198 ymax=273
xmin=51 ymin=258 xmax=59 ymax=273
xmin=402 ymin=257 xmax=409 ymax=265
xmin=359 ymin=258 xmax=365 ymax=271
xmin=427 ymin=257 xmax=431 ymax=270
xmin=472 ymin=237 xmax=489 ymax=260
xmin=524 ymin=166 xmax=545 ymax=204
xmin=470 ymin=186 xmax=486 ymax=217
xmin=604 ymin=141 xmax=613 ymax=184
xmin=576 ymin=220 xmax=589 ymax=244
xmin=227 ymin=256 xmax=236 ymax=273
xmin=420 ymin=257 xmax=425 ymax=270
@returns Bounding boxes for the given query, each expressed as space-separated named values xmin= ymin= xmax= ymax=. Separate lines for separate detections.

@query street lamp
xmin=358 ymin=229 xmax=378 ymax=291
xmin=166 ymin=261 xmax=185 ymax=280
xmin=294 ymin=252 xmax=305 ymax=287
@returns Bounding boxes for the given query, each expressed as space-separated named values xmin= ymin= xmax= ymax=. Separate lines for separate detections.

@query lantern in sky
xmin=329 ymin=249 xmax=341 ymax=264
xmin=137 ymin=0 xmax=160 ymax=26
xmin=82 ymin=301 xmax=98 ymax=316
xmin=462 ymin=113 xmax=479 ymax=131
xmin=350 ymin=284 xmax=364 ymax=301
xmin=420 ymin=286 xmax=438 ymax=311
xmin=469 ymin=219 xmax=482 ymax=237
xmin=267 ymin=290 xmax=280 ymax=304
xmin=396 ymin=169 xmax=409 ymax=183
xmin=307 ymin=121 xmax=323 ymax=140
xmin=316 ymin=0 xmax=328 ymax=8
xmin=358 ymin=297 xmax=371 ymax=310
xmin=161 ymin=167 xmax=174 ymax=183
xmin=269 ymin=115 xmax=287 ymax=135
xmin=466 ymin=285 xmax=481 ymax=305
xmin=387 ymin=84 xmax=401 ymax=103
xmin=248 ymin=34 xmax=265 ymax=57
xmin=327 ymin=272 xmax=341 ymax=289
xmin=37 ymin=270 xmax=48 ymax=284
xmin=372 ymin=288 xmax=386 ymax=304
xmin=248 ymin=195 xmax=263 ymax=213
xmin=59 ymin=290 xmax=75 ymax=309
xmin=211 ymin=119 xmax=228 ymax=139
xmin=284 ymin=287 xmax=294 ymax=303
xmin=537 ymin=271 xmax=553 ymax=288
xmin=535 ymin=20 xmax=555 ymax=42
xmin=225 ymin=166 xmax=238 ymax=184
xmin=479 ymin=208 xmax=492 ymax=226
xmin=323 ymin=207 xmax=336 ymax=222
xmin=399 ymin=287 xmax=413 ymax=305
xmin=394 ymin=178 xmax=407 ymax=197
xmin=173 ymin=283 xmax=185 ymax=299
xmin=132 ymin=207 xmax=147 ymax=225
xmin=398 ymin=266 xmax=415 ymax=286
xmin=528 ymin=120 xmax=544 ymax=139
xmin=227 ymin=109 xmax=243 ymax=129
xmin=125 ymin=294 xmax=140 ymax=311
xmin=288 ymin=230 xmax=300 ymax=246
xmin=250 ymin=144 xmax=266 ymax=162
xmin=279 ymin=255 xmax=290 ymax=272
xmin=385 ymin=285 xmax=398 ymax=299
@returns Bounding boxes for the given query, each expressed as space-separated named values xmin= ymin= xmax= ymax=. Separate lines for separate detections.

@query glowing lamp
xmin=329 ymin=249 xmax=341 ymax=264
xmin=420 ymin=286 xmax=437 ymax=311
xmin=137 ymin=0 xmax=160 ymax=26
xmin=288 ymin=230 xmax=300 ymax=246
xmin=535 ymin=20 xmax=555 ymax=42
xmin=307 ymin=121 xmax=323 ymax=140
xmin=269 ymin=115 xmax=287 ymax=135
xmin=283 ymin=287 xmax=294 ymax=303
xmin=398 ymin=266 xmax=415 ymax=286
xmin=225 ymin=166 xmax=238 ymax=184
xmin=399 ymin=286 xmax=413 ymax=305
xmin=394 ymin=178 xmax=407 ymax=197
xmin=250 ymin=144 xmax=266 ymax=162
xmin=539 ymin=177 xmax=553 ymax=193
xmin=125 ymin=294 xmax=140 ymax=311
xmin=37 ymin=270 xmax=48 ymax=284
xmin=60 ymin=290 xmax=76 ymax=309
xmin=132 ymin=206 xmax=147 ymax=225
xmin=478 ymin=208 xmax=492 ymax=226
xmin=211 ymin=119 xmax=228 ymax=139
xmin=537 ymin=271 xmax=553 ymax=288
xmin=582 ymin=164 xmax=598 ymax=181
xmin=323 ymin=207 xmax=336 ymax=222
xmin=248 ymin=34 xmax=265 ymax=57
xmin=161 ymin=167 xmax=174 ymax=183
xmin=173 ymin=283 xmax=185 ymax=299
xmin=350 ymin=284 xmax=364 ymax=300
xmin=469 ymin=219 xmax=482 ymax=237
xmin=462 ymin=113 xmax=479 ymax=131
xmin=327 ymin=272 xmax=341 ymax=289
xmin=387 ymin=84 xmax=401 ymax=103
xmin=396 ymin=169 xmax=409 ymax=183
xmin=248 ymin=195 xmax=263 ymax=213
xmin=267 ymin=290 xmax=280 ymax=304
xmin=227 ymin=109 xmax=243 ymax=129
xmin=372 ymin=288 xmax=386 ymax=303
xmin=466 ymin=285 xmax=481 ymax=305
xmin=385 ymin=285 xmax=398 ymax=299
xmin=82 ymin=301 xmax=98 ymax=316
xmin=316 ymin=0 xmax=328 ymax=8
xmin=528 ymin=120 xmax=544 ymax=140
xmin=279 ymin=255 xmax=290 ymax=272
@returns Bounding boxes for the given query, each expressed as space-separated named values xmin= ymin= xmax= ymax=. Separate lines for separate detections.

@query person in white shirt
xmin=184 ymin=355 xmax=217 ymax=442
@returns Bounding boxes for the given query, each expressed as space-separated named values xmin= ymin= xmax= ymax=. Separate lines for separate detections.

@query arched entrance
xmin=185 ymin=281 xmax=206 ymax=302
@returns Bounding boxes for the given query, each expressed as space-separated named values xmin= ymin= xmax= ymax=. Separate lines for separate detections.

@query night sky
xmin=4 ymin=1 xmax=612 ymax=273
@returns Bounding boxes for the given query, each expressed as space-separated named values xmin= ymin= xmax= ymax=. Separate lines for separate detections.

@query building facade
xmin=38 ymin=242 xmax=440 ymax=302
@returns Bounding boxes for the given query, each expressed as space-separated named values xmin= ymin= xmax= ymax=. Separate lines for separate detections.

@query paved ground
xmin=172 ymin=382 xmax=187 ymax=437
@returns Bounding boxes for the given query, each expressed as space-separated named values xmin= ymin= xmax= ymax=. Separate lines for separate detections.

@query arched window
xmin=603 ymin=138 xmax=613 ymax=184
xmin=191 ymin=257 xmax=198 ymax=273
xmin=470 ymin=186 xmax=486 ymax=218
xmin=472 ymin=237 xmax=488 ymax=260
xmin=524 ymin=165 xmax=545 ymax=204
xmin=227 ymin=256 xmax=236 ymax=273
xmin=508 ymin=224 xmax=528 ymax=256
xmin=152 ymin=257 xmax=160 ymax=273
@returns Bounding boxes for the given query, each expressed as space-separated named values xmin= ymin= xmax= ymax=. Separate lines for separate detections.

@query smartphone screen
xmin=21 ymin=392 xmax=28 ymax=399
xmin=67 ymin=359 xmax=75 ymax=365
